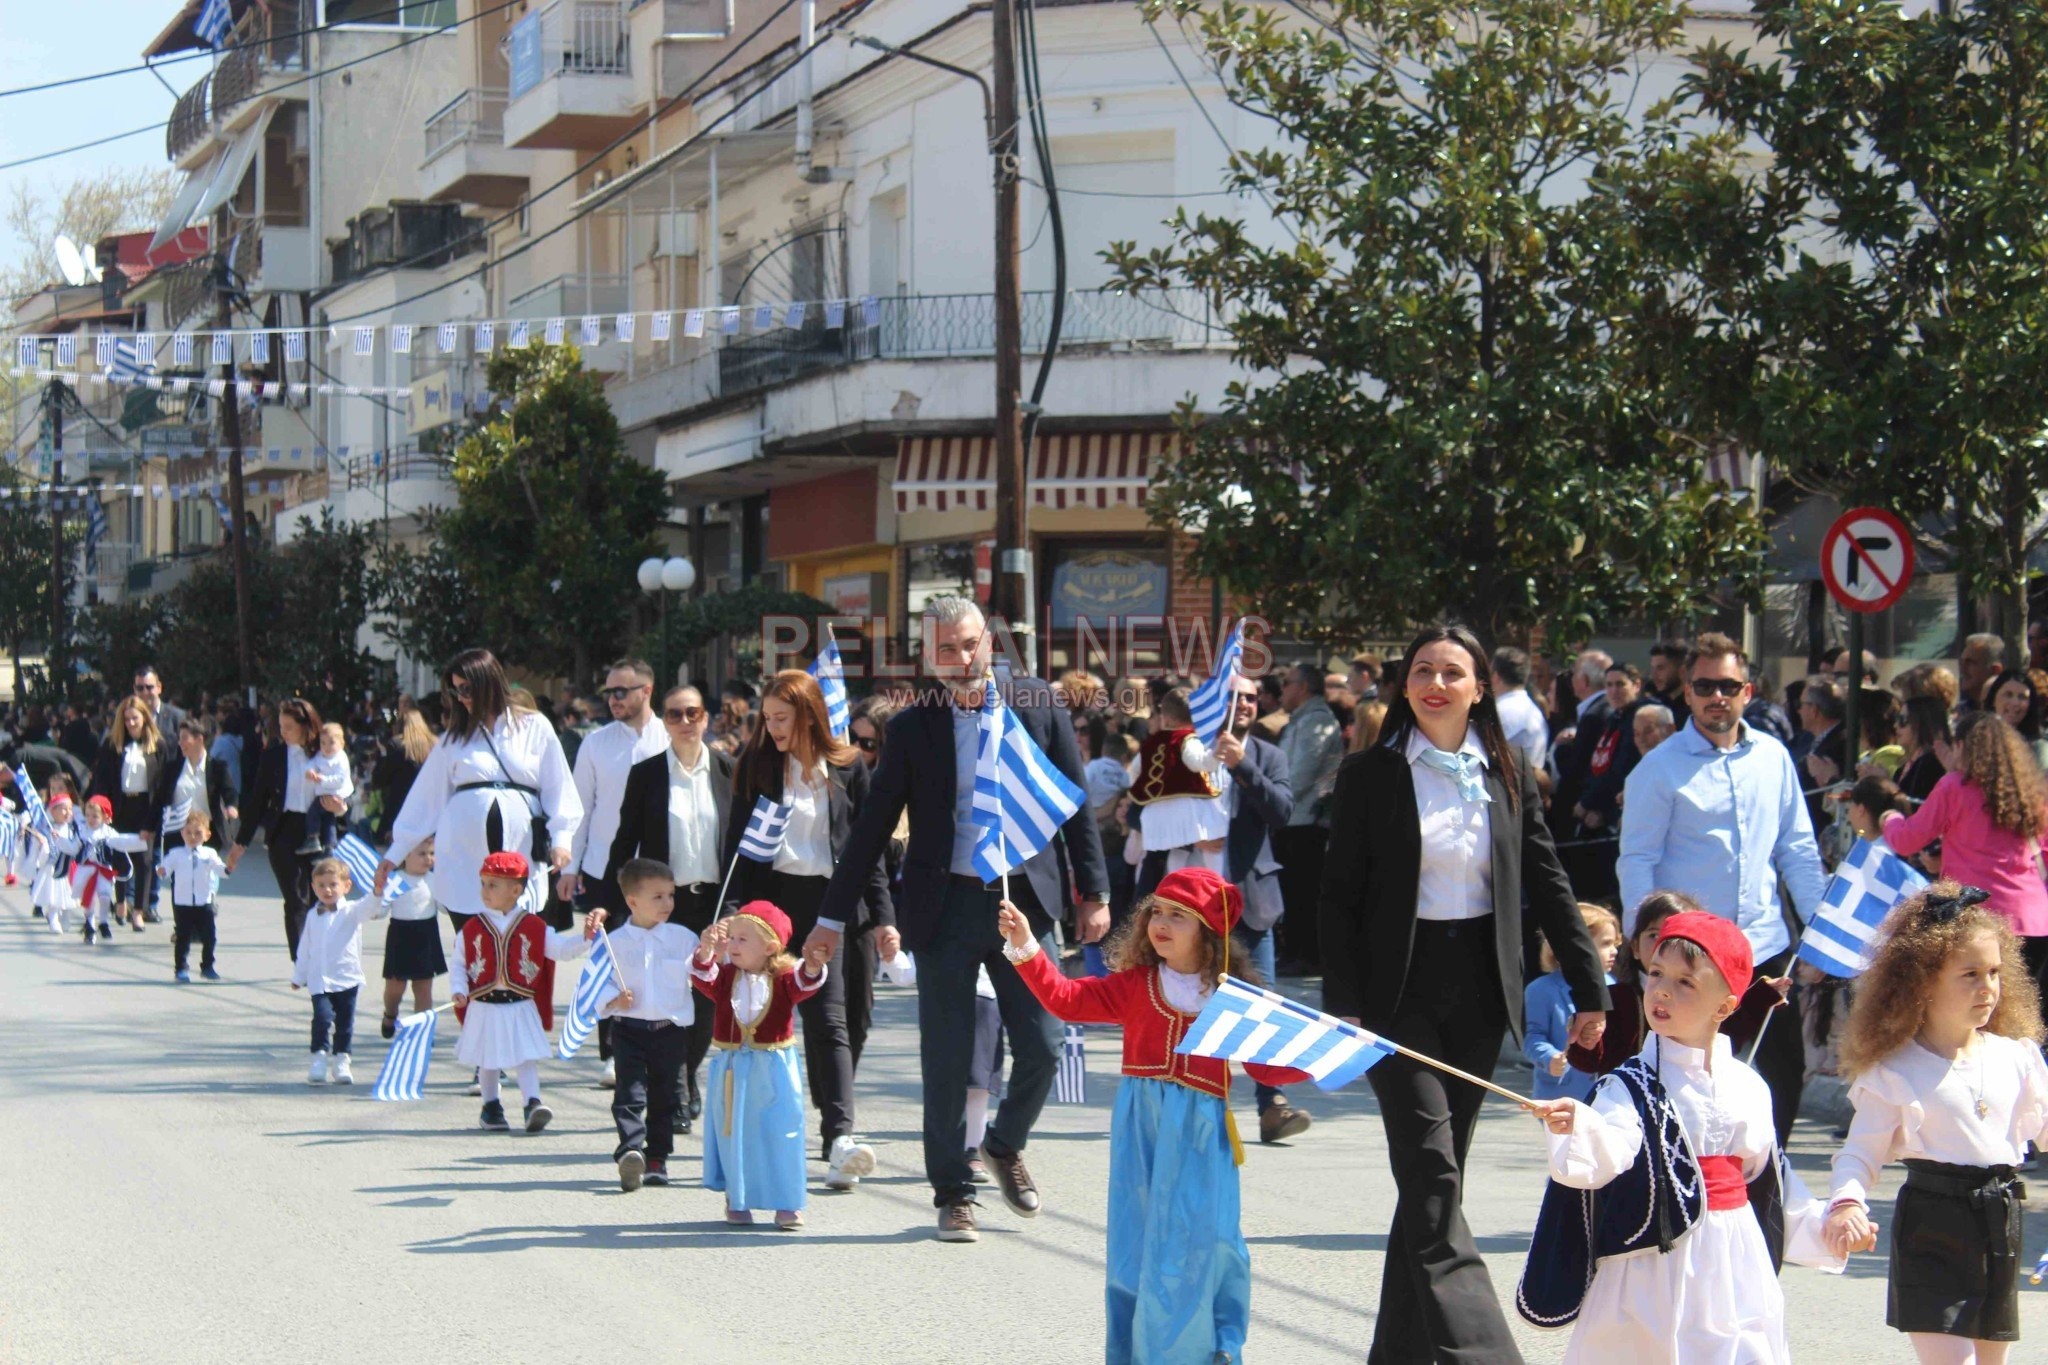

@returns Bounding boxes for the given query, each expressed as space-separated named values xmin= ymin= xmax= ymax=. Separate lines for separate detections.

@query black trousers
xmin=761 ymin=869 xmax=855 ymax=1152
xmin=172 ymin=902 xmax=217 ymax=973
xmin=846 ymin=927 xmax=877 ymax=1072
xmin=268 ymin=812 xmax=314 ymax=959
xmin=611 ymin=1018 xmax=689 ymax=1164
xmin=672 ymin=883 xmax=718 ymax=1090
xmin=1363 ymin=917 xmax=1522 ymax=1365
xmin=1748 ymin=945 xmax=1805 ymax=1149
xmin=917 ymin=875 xmax=1063 ymax=1207
xmin=1273 ymin=824 xmax=1327 ymax=967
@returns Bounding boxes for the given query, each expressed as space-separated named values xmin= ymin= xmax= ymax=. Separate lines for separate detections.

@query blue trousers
xmin=310 ymin=986 xmax=358 ymax=1055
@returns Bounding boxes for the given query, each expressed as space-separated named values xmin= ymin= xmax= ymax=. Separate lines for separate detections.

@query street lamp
xmin=638 ymin=555 xmax=697 ymax=686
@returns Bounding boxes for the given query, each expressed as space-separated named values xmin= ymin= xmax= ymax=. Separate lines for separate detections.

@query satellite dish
xmin=80 ymin=244 xmax=100 ymax=282
xmin=53 ymin=235 xmax=88 ymax=287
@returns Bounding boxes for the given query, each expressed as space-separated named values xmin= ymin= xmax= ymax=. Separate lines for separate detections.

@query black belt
xmin=471 ymin=989 xmax=526 ymax=1005
xmin=455 ymin=780 xmax=540 ymax=796
xmin=615 ymin=1016 xmax=677 ymax=1031
xmin=1902 ymin=1159 xmax=2025 ymax=1204
xmin=949 ymin=872 xmax=1000 ymax=890
xmin=1413 ymin=914 xmax=1495 ymax=939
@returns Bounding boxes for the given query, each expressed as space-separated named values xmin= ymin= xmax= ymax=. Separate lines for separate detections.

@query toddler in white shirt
xmin=297 ymin=722 xmax=354 ymax=855
xmin=291 ymin=857 xmax=390 ymax=1085
xmin=158 ymin=809 xmax=228 ymax=982
xmin=601 ymin=859 xmax=702 ymax=1191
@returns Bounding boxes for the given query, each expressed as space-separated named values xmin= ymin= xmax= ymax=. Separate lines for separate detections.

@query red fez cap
xmin=1151 ymin=866 xmax=1244 ymax=939
xmin=479 ymin=850 xmax=531 ymax=881
xmin=1657 ymin=911 xmax=1753 ymax=998
xmin=85 ymin=795 xmax=113 ymax=819
xmin=733 ymin=900 xmax=793 ymax=950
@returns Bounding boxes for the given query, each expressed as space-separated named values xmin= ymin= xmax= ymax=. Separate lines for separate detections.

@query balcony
xmin=503 ymin=1 xmax=639 ymax=150
xmin=167 ymin=74 xmax=213 ymax=165
xmin=213 ymin=0 xmax=305 ymax=128
xmin=420 ymin=89 xmax=531 ymax=207
xmin=227 ymin=216 xmax=317 ymax=294
xmin=328 ymin=201 xmax=485 ymax=286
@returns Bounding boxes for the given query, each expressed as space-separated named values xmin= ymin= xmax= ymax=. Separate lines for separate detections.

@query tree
xmin=0 ymin=470 xmax=68 ymax=700
xmin=434 ymin=342 xmax=668 ymax=683
xmin=1 ymin=166 xmax=179 ymax=301
xmin=1108 ymin=0 xmax=1769 ymax=646
xmin=371 ymin=515 xmax=485 ymax=674
xmin=1683 ymin=0 xmax=2048 ymax=664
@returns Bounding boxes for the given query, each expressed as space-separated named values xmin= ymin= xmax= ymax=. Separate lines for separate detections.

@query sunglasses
xmin=852 ymin=735 xmax=879 ymax=752
xmin=602 ymin=684 xmax=648 ymax=701
xmin=447 ymin=679 xmax=472 ymax=697
xmin=1689 ymin=678 xmax=1747 ymax=698
xmin=664 ymin=705 xmax=706 ymax=723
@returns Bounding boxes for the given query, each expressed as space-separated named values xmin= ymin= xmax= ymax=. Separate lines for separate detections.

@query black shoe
xmin=687 ymin=1074 xmax=703 ymax=1120
xmin=479 ymin=1100 xmax=509 ymax=1131
xmin=380 ymin=1015 xmax=397 ymax=1040
xmin=523 ymin=1097 xmax=552 ymax=1133
xmin=98 ymin=923 xmax=112 ymax=941
xmin=142 ymin=906 xmax=162 ymax=924
xmin=678 ymin=1112 xmax=693 ymax=1137
xmin=81 ymin=925 xmax=94 ymax=945
xmin=294 ymin=837 xmax=326 ymax=856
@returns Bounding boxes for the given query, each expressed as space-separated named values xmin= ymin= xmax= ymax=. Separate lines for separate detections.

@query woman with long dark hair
xmin=1895 ymin=695 xmax=1953 ymax=805
xmin=724 ymin=668 xmax=890 ymax=1192
xmin=1319 ymin=625 xmax=1610 ymax=1362
xmin=375 ymin=649 xmax=582 ymax=928
xmin=228 ymin=697 xmax=330 ymax=955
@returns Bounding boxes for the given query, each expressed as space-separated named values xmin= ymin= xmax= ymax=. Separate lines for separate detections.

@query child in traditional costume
xmin=996 ymin=867 xmax=1305 ymax=1365
xmin=450 ymin=850 xmax=600 ymax=1133
xmin=1824 ymin=883 xmax=2048 ymax=1364
xmin=1130 ymin=688 xmax=1230 ymax=877
xmin=690 ymin=900 xmax=831 ymax=1229
xmin=1518 ymin=911 xmax=1839 ymax=1364
xmin=54 ymin=795 xmax=149 ymax=944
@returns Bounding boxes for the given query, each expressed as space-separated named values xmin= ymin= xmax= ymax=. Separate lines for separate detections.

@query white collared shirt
xmin=172 ymin=756 xmax=207 ymax=815
xmin=1405 ymin=726 xmax=1494 ymax=922
xmin=304 ymin=749 xmax=353 ymax=803
xmin=602 ymin=921 xmax=701 ymax=1025
xmin=291 ymin=894 xmax=387 ymax=993
xmin=774 ymin=757 xmax=833 ymax=878
xmin=159 ymin=844 xmax=226 ymax=907
xmin=120 ymin=743 xmax=149 ymax=794
xmin=665 ymin=744 xmax=719 ymax=886
xmin=283 ymin=745 xmax=312 ymax=814
xmin=570 ymin=713 xmax=667 ymax=879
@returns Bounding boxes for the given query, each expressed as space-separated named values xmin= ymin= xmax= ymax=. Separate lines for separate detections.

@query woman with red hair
xmin=724 ymin=668 xmax=891 ymax=1193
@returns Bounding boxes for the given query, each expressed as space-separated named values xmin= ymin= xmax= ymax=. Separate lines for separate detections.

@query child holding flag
xmin=1824 ymin=883 xmax=2048 ymax=1362
xmin=378 ymin=839 xmax=444 ymax=1038
xmin=691 ymin=900 xmax=830 ymax=1228
xmin=28 ymin=792 xmax=82 ymax=933
xmin=291 ymin=857 xmax=391 ymax=1084
xmin=602 ymin=857 xmax=702 ymax=1191
xmin=65 ymin=796 xmax=149 ymax=944
xmin=996 ymin=867 xmax=1306 ymax=1364
xmin=1518 ymin=912 xmax=1839 ymax=1363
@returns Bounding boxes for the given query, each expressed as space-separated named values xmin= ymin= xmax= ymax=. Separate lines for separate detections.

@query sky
xmin=0 ymin=2 xmax=189 ymax=282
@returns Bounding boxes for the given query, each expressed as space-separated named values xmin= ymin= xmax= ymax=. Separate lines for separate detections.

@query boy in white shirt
xmin=158 ymin=809 xmax=228 ymax=983
xmin=296 ymin=722 xmax=355 ymax=855
xmin=602 ymin=857 xmax=702 ymax=1191
xmin=291 ymin=857 xmax=389 ymax=1085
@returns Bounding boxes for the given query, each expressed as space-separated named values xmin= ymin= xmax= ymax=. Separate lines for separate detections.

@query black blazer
xmin=88 ymin=739 xmax=169 ymax=836
xmin=150 ymin=753 xmax=238 ymax=850
xmin=820 ymin=672 xmax=1109 ymax=952
xmin=723 ymin=748 xmax=891 ymax=928
xmin=607 ymin=745 xmax=735 ymax=885
xmin=1317 ymin=737 xmax=1610 ymax=1040
xmin=237 ymin=741 xmax=312 ymax=846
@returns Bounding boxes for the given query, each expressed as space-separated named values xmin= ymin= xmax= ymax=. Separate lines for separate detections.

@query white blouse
xmin=1406 ymin=727 xmax=1493 ymax=922
xmin=120 ymin=743 xmax=149 ymax=795
xmin=665 ymin=745 xmax=719 ymax=887
xmin=1830 ymin=1033 xmax=2048 ymax=1208
xmin=773 ymin=757 xmax=833 ymax=878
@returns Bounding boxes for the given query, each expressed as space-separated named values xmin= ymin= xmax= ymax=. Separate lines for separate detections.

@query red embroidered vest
xmin=1131 ymin=726 xmax=1221 ymax=805
xmin=455 ymin=912 xmax=556 ymax=1031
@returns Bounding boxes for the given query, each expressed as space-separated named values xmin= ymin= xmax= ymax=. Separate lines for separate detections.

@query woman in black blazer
xmin=1319 ymin=625 xmax=1610 ymax=1365
xmin=89 ymin=695 xmax=170 ymax=929
xmin=722 ymin=669 xmax=889 ymax=1180
xmin=151 ymin=717 xmax=239 ymax=852
xmin=227 ymin=698 xmax=327 ymax=957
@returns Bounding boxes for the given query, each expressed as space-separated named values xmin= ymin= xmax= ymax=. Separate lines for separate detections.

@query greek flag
xmin=372 ymin=1008 xmax=438 ymax=1101
xmin=161 ymin=799 xmax=193 ymax=835
xmin=1177 ymin=975 xmax=1397 ymax=1089
xmin=737 ymin=796 xmax=793 ymax=863
xmin=1054 ymin=1024 xmax=1087 ymax=1104
xmin=196 ymin=0 xmax=233 ymax=48
xmin=17 ymin=774 xmax=53 ymax=840
xmin=1185 ymin=620 xmax=1245 ymax=745
xmin=334 ymin=834 xmax=381 ymax=891
xmin=970 ymin=680 xmax=1085 ymax=882
xmin=0 ymin=811 xmax=16 ymax=864
xmin=809 ymin=634 xmax=850 ymax=740
xmin=84 ymin=495 xmax=108 ymax=574
xmin=1797 ymin=837 xmax=1930 ymax=977
xmin=558 ymin=930 xmax=619 ymax=1060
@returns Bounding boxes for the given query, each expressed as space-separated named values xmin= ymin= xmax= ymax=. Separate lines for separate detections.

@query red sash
xmin=1696 ymin=1154 xmax=1748 ymax=1212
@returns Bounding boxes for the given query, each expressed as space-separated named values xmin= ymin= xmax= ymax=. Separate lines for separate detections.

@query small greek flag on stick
xmin=18 ymin=776 xmax=52 ymax=840
xmin=737 ymin=796 xmax=793 ymax=863
xmin=161 ymin=799 xmax=193 ymax=835
xmin=334 ymin=834 xmax=381 ymax=893
xmin=0 ymin=811 xmax=17 ymax=864
xmin=372 ymin=1007 xmax=439 ymax=1101
xmin=1185 ymin=620 xmax=1246 ymax=745
xmin=971 ymin=680 xmax=1085 ymax=882
xmin=1177 ymin=976 xmax=1397 ymax=1089
xmin=1054 ymin=1024 xmax=1088 ymax=1104
xmin=558 ymin=930 xmax=621 ymax=1060
xmin=1797 ymin=837 xmax=1930 ymax=977
xmin=809 ymin=633 xmax=851 ymax=740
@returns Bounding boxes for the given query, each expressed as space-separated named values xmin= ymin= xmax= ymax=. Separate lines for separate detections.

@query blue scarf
xmin=1415 ymin=745 xmax=1491 ymax=804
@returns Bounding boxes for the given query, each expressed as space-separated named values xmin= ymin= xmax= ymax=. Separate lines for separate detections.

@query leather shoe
xmin=936 ymin=1199 xmax=979 ymax=1243
xmin=1259 ymin=1104 xmax=1312 ymax=1144
xmin=979 ymin=1141 xmax=1040 ymax=1218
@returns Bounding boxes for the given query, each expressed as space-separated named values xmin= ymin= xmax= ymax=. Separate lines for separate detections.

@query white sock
xmin=516 ymin=1061 xmax=541 ymax=1104
xmin=965 ymin=1088 xmax=991 ymax=1150
xmin=480 ymin=1068 xmax=502 ymax=1104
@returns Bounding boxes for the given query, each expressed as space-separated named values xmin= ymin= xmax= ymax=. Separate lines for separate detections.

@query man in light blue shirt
xmin=1617 ymin=631 xmax=1825 ymax=1143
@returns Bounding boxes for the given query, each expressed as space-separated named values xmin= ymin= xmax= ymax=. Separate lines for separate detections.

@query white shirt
xmin=158 ymin=844 xmax=226 ymax=906
xmin=282 ymin=746 xmax=312 ymax=814
xmin=1831 ymin=1034 xmax=2048 ymax=1208
xmin=1406 ymin=727 xmax=1494 ymax=922
xmin=384 ymin=876 xmax=439 ymax=922
xmin=171 ymin=756 xmax=207 ymax=816
xmin=1158 ymin=964 xmax=1213 ymax=1015
xmin=569 ymin=713 xmax=667 ymax=879
xmin=774 ymin=758 xmax=833 ymax=878
xmin=665 ymin=745 xmax=720 ymax=886
xmin=602 ymin=921 xmax=701 ymax=1025
xmin=1495 ymin=687 xmax=1549 ymax=774
xmin=120 ymin=743 xmax=149 ymax=795
xmin=291 ymin=895 xmax=388 ymax=993
xmin=304 ymin=749 xmax=353 ymax=802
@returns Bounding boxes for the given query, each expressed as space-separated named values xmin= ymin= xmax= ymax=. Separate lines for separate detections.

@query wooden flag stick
xmin=1382 ymin=1038 xmax=1544 ymax=1111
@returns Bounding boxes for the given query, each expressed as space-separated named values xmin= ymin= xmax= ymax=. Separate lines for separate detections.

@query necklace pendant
xmin=1977 ymin=1098 xmax=1991 ymax=1119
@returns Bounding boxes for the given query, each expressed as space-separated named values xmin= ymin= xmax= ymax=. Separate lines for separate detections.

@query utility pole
xmin=989 ymin=0 xmax=1031 ymax=660
xmin=45 ymin=379 xmax=66 ymax=689
xmin=215 ymin=251 xmax=255 ymax=701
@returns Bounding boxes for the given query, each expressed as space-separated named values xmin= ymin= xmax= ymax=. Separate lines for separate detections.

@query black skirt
xmin=1888 ymin=1159 xmax=2023 ymax=1340
xmin=381 ymin=916 xmax=448 ymax=980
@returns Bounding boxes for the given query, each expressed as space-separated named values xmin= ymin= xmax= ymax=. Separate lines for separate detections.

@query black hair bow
xmin=1923 ymin=886 xmax=1991 ymax=923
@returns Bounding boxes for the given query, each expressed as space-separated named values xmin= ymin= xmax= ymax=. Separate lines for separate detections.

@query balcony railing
xmin=214 ymin=0 xmax=305 ymax=121
xmin=338 ymin=447 xmax=452 ymax=491
xmin=424 ymin=89 xmax=509 ymax=164
xmin=167 ymin=73 xmax=212 ymax=161
xmin=329 ymin=201 xmax=485 ymax=285
xmin=508 ymin=1 xmax=630 ymax=100
xmin=508 ymin=272 xmax=631 ymax=321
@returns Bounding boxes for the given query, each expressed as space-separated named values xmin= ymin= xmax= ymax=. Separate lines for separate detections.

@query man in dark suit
xmin=818 ymin=596 xmax=1109 ymax=1243
xmin=133 ymin=666 xmax=186 ymax=740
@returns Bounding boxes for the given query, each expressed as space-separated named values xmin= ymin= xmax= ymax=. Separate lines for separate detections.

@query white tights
xmin=479 ymin=1062 xmax=541 ymax=1106
xmin=965 ymin=1087 xmax=991 ymax=1150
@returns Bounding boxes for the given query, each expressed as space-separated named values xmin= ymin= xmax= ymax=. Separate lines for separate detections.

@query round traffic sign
xmin=1820 ymin=506 xmax=1915 ymax=615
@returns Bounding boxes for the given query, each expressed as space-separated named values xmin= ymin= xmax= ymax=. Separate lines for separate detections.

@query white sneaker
xmin=307 ymin=1051 xmax=329 ymax=1085
xmin=331 ymin=1053 xmax=353 ymax=1085
xmin=825 ymin=1135 xmax=876 ymax=1190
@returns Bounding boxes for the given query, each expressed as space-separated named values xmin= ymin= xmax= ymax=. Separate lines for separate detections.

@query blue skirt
xmin=1106 ymin=1076 xmax=1250 ymax=1364
xmin=703 ymin=1044 xmax=808 ymax=1212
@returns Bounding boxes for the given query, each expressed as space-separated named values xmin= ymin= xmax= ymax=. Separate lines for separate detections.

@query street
xmin=0 ymin=860 xmax=2038 ymax=1363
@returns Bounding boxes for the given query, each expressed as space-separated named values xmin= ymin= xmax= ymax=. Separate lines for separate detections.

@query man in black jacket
xmin=817 ymin=596 xmax=1108 ymax=1243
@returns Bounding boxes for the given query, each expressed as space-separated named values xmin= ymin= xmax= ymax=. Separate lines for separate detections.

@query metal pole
xmin=1845 ymin=610 xmax=1863 ymax=782
xmin=217 ymin=245 xmax=254 ymax=698
xmin=990 ymin=0 xmax=1029 ymax=643
xmin=47 ymin=383 xmax=65 ymax=689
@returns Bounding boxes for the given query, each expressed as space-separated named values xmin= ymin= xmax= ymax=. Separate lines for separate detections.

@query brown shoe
xmin=1259 ymin=1104 xmax=1312 ymax=1144
xmin=979 ymin=1141 xmax=1040 ymax=1218
xmin=936 ymin=1198 xmax=979 ymax=1243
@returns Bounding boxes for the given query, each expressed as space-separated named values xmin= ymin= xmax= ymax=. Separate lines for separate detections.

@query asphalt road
xmin=0 ymin=858 xmax=2038 ymax=1362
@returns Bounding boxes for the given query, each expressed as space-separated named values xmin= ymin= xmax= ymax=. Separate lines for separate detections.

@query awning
xmin=193 ymin=117 xmax=265 ymax=221
xmin=151 ymin=162 xmax=216 ymax=251
xmin=893 ymin=431 xmax=1166 ymax=515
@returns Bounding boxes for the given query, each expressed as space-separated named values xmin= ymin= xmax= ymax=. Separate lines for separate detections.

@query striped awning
xmin=893 ymin=432 xmax=1167 ymax=515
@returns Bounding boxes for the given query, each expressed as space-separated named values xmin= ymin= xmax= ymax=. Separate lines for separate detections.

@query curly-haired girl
xmin=1825 ymin=882 xmax=2048 ymax=1364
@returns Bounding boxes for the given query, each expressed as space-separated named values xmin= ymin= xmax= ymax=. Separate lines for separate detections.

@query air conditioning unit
xmin=654 ymin=210 xmax=698 ymax=259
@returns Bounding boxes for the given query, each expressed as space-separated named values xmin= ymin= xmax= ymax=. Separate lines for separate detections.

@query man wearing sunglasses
xmin=563 ymin=660 xmax=669 ymax=1085
xmin=1616 ymin=631 xmax=1826 ymax=1144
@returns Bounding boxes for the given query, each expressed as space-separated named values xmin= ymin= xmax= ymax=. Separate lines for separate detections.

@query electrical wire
xmin=1020 ymin=176 xmax=1236 ymax=200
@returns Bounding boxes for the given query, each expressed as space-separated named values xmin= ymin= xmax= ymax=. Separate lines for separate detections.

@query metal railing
xmin=508 ymin=272 xmax=632 ymax=321
xmin=168 ymin=74 xmax=212 ymax=161
xmin=423 ymin=89 xmax=509 ymax=164
xmin=214 ymin=0 xmax=305 ymax=121
xmin=339 ymin=447 xmax=452 ymax=491
xmin=508 ymin=1 xmax=630 ymax=101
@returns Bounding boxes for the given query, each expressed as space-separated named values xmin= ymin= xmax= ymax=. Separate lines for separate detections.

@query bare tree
xmin=3 ymin=166 xmax=180 ymax=303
